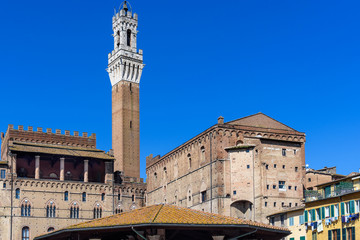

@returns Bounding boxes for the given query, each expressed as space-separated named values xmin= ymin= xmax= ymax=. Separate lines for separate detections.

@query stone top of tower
xmin=107 ymin=0 xmax=145 ymax=86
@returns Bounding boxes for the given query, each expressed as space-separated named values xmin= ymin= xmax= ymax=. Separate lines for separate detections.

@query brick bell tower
xmin=107 ymin=1 xmax=144 ymax=178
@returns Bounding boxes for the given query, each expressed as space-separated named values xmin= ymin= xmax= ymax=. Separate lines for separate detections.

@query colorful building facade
xmin=305 ymin=174 xmax=360 ymax=240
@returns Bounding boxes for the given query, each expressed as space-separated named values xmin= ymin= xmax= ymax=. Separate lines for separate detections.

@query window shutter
xmin=331 ymin=205 xmax=334 ymax=217
xmin=304 ymin=210 xmax=308 ymax=223
xmin=328 ymin=230 xmax=332 ymax=240
xmin=350 ymin=200 xmax=355 ymax=214
xmin=300 ymin=237 xmax=305 ymax=240
xmin=342 ymin=228 xmax=347 ymax=240
xmin=312 ymin=209 xmax=316 ymax=221
xmin=352 ymin=227 xmax=355 ymax=240
xmin=322 ymin=207 xmax=325 ymax=219
xmin=337 ymin=229 xmax=340 ymax=239
xmin=341 ymin=202 xmax=345 ymax=215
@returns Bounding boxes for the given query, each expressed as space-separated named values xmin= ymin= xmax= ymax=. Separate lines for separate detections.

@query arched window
xmin=115 ymin=205 xmax=123 ymax=214
xmin=49 ymin=173 xmax=58 ymax=179
xmin=70 ymin=202 xmax=79 ymax=219
xmin=82 ymin=192 xmax=86 ymax=202
xmin=47 ymin=227 xmax=54 ymax=232
xmin=15 ymin=188 xmax=20 ymax=199
xmin=46 ymin=201 xmax=56 ymax=218
xmin=200 ymin=146 xmax=205 ymax=162
xmin=187 ymin=154 xmax=192 ymax=168
xmin=64 ymin=191 xmax=68 ymax=201
xmin=22 ymin=227 xmax=30 ymax=240
xmin=127 ymin=29 xmax=131 ymax=46
xmin=117 ymin=193 xmax=121 ymax=201
xmin=101 ymin=193 xmax=105 ymax=201
xmin=21 ymin=200 xmax=31 ymax=217
xmin=93 ymin=204 xmax=102 ymax=219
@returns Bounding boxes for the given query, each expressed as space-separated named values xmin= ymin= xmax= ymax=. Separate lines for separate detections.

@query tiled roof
xmin=9 ymin=142 xmax=114 ymax=160
xmin=65 ymin=204 xmax=288 ymax=230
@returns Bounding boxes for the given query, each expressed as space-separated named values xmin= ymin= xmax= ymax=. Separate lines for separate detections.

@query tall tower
xmin=107 ymin=1 xmax=144 ymax=178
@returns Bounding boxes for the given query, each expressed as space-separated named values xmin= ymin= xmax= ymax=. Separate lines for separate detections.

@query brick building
xmin=146 ymin=113 xmax=306 ymax=223
xmin=0 ymin=2 xmax=146 ymax=239
xmin=305 ymin=166 xmax=345 ymax=191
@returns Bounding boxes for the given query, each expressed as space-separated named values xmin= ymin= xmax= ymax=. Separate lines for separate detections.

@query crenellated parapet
xmin=1 ymin=124 xmax=97 ymax=149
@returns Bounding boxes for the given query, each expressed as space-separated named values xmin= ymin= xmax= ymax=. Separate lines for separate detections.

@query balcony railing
xmin=305 ymin=182 xmax=355 ymax=202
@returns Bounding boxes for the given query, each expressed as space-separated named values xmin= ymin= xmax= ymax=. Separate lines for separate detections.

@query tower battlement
xmin=1 ymin=124 xmax=96 ymax=149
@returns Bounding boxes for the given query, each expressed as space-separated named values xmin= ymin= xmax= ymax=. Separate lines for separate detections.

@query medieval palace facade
xmin=0 ymin=2 xmax=146 ymax=240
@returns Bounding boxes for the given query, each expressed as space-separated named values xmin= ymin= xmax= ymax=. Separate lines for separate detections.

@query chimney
xmin=218 ymin=116 xmax=224 ymax=125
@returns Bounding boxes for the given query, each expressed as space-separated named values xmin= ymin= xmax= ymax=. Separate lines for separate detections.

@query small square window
xmin=233 ymin=190 xmax=237 ymax=195
xmin=267 ymin=185 xmax=269 ymax=190
xmin=266 ymin=164 xmax=269 ymax=170
xmin=295 ymin=186 xmax=297 ymax=191
xmin=282 ymin=165 xmax=285 ymax=169
xmin=295 ymin=167 xmax=298 ymax=172
xmin=288 ymin=186 xmax=292 ymax=190
xmin=279 ymin=181 xmax=286 ymax=190
xmin=294 ymin=149 xmax=297 ymax=155
xmin=3 ymin=183 xmax=6 ymax=188
xmin=273 ymin=185 xmax=276 ymax=189
xmin=274 ymin=202 xmax=277 ymax=207
xmin=247 ymin=165 xmax=250 ymax=169
xmin=246 ymin=149 xmax=249 ymax=153
xmin=282 ymin=149 xmax=286 ymax=156
xmin=274 ymin=164 xmax=277 ymax=168
xmin=295 ymin=203 xmax=298 ymax=206
xmin=308 ymin=178 xmax=311 ymax=182
xmin=265 ymin=202 xmax=268 ymax=207
xmin=282 ymin=202 xmax=285 ymax=207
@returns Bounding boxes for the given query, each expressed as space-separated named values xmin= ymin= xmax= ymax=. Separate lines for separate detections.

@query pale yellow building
xmin=268 ymin=206 xmax=306 ymax=240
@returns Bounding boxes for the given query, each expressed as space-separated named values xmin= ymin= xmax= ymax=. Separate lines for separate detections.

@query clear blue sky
xmin=1 ymin=0 xmax=359 ymax=180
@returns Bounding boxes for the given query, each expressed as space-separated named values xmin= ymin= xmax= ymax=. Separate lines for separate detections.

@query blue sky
xmin=1 ymin=0 xmax=359 ymax=179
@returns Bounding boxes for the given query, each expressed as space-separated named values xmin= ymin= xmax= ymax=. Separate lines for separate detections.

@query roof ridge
xmin=152 ymin=204 xmax=164 ymax=223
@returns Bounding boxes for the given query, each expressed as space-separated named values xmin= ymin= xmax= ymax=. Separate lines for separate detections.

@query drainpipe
xmin=252 ymin=148 xmax=255 ymax=221
xmin=9 ymin=150 xmax=14 ymax=240
xmin=210 ymin=131 xmax=213 ymax=213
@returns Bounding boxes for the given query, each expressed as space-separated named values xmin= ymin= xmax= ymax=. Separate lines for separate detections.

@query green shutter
xmin=331 ymin=205 xmax=334 ymax=217
xmin=305 ymin=210 xmax=308 ymax=223
xmin=322 ymin=206 xmax=325 ymax=219
xmin=300 ymin=237 xmax=305 ymax=240
xmin=350 ymin=200 xmax=355 ymax=214
xmin=352 ymin=227 xmax=355 ymax=240
xmin=328 ymin=230 xmax=332 ymax=240
xmin=341 ymin=202 xmax=345 ymax=215
xmin=312 ymin=209 xmax=316 ymax=221
xmin=290 ymin=238 xmax=294 ymax=240
xmin=337 ymin=229 xmax=340 ymax=239
xmin=342 ymin=228 xmax=347 ymax=240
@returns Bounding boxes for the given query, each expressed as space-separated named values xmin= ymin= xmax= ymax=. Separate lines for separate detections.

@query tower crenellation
xmin=107 ymin=1 xmax=144 ymax=87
